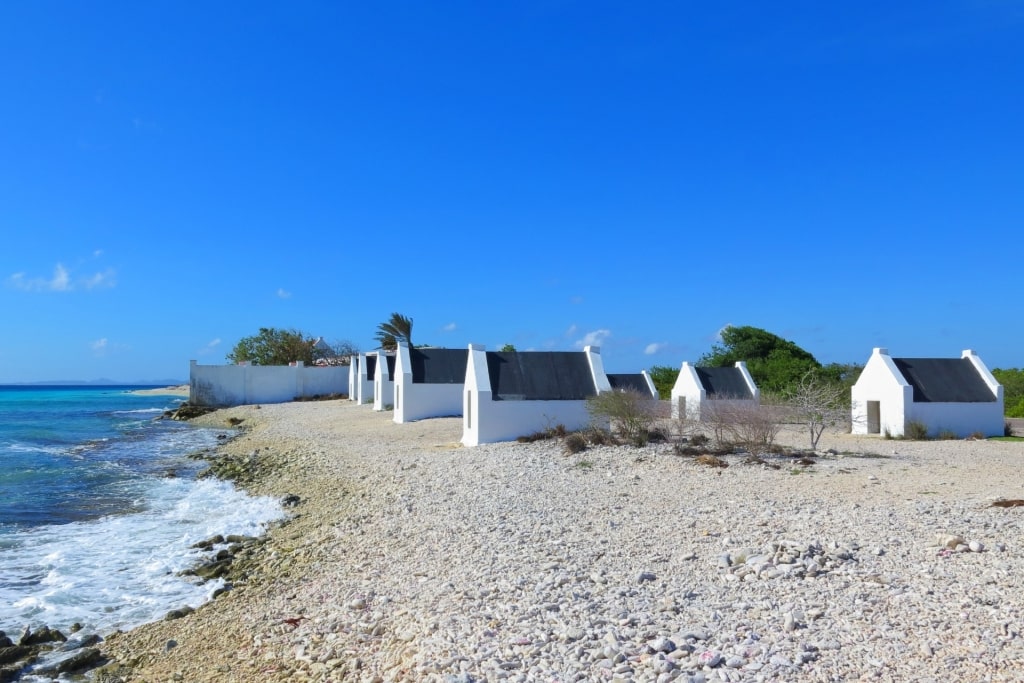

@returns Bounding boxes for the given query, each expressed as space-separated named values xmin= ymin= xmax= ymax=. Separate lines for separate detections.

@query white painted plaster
xmin=189 ymin=360 xmax=349 ymax=407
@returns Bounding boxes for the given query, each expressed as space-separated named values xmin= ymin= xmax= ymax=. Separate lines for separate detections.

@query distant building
xmin=670 ymin=361 xmax=759 ymax=420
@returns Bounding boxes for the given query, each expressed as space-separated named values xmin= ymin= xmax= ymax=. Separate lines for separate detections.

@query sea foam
xmin=0 ymin=474 xmax=283 ymax=635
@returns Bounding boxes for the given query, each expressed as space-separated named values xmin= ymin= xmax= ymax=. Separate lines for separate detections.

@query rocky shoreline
xmin=18 ymin=399 xmax=1024 ymax=682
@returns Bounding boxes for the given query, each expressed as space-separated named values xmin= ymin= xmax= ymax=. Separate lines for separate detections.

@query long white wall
xmin=189 ymin=360 xmax=349 ymax=407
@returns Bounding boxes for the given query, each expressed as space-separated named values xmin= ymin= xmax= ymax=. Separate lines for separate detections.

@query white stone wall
xmin=189 ymin=360 xmax=349 ymax=407
xmin=392 ymin=343 xmax=464 ymax=424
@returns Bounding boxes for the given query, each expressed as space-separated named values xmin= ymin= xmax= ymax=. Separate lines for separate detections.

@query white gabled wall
xmin=372 ymin=352 xmax=395 ymax=411
xmin=670 ymin=362 xmax=704 ymax=420
xmin=461 ymin=344 xmax=491 ymax=446
xmin=851 ymin=348 xmax=911 ymax=436
xmin=393 ymin=343 xmax=464 ymax=424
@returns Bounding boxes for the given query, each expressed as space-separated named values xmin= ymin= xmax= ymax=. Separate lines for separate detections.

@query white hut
xmin=462 ymin=345 xmax=612 ymax=446
xmin=393 ymin=343 xmax=468 ymax=423
xmin=851 ymin=348 xmax=1003 ymax=438
xmin=670 ymin=361 xmax=759 ymax=420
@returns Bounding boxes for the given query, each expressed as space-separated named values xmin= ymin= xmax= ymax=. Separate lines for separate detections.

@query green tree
xmin=500 ymin=344 xmax=517 ymax=352
xmin=227 ymin=328 xmax=317 ymax=366
xmin=700 ymin=325 xmax=821 ymax=393
xmin=374 ymin=312 xmax=414 ymax=350
xmin=648 ymin=365 xmax=679 ymax=399
xmin=993 ymin=367 xmax=1024 ymax=417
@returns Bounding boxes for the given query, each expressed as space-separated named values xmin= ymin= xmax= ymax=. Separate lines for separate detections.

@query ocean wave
xmin=0 ymin=477 xmax=283 ymax=635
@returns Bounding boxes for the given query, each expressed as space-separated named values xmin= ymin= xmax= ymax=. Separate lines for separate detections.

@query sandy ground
xmin=129 ymin=385 xmax=190 ymax=397
xmin=93 ymin=401 xmax=1024 ymax=682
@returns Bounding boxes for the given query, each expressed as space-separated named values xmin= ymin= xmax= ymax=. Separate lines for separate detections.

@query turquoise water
xmin=0 ymin=386 xmax=283 ymax=635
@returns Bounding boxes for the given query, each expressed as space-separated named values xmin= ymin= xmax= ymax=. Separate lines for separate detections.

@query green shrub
xmin=1006 ymin=421 xmax=1015 ymax=437
xmin=586 ymin=389 xmax=658 ymax=447
xmin=690 ymin=433 xmax=709 ymax=447
xmin=937 ymin=429 xmax=957 ymax=440
xmin=905 ymin=420 xmax=929 ymax=440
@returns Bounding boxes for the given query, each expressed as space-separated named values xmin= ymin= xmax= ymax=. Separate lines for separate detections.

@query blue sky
xmin=2 ymin=2 xmax=1022 ymax=383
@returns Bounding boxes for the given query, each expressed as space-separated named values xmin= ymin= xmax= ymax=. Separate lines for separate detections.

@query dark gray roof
xmin=486 ymin=351 xmax=597 ymax=401
xmin=411 ymin=348 xmax=468 ymax=384
xmin=893 ymin=358 xmax=996 ymax=403
xmin=607 ymin=373 xmax=651 ymax=395
xmin=365 ymin=355 xmax=376 ymax=380
xmin=695 ymin=367 xmax=754 ymax=399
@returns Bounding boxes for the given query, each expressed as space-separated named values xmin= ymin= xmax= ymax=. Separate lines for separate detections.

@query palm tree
xmin=374 ymin=312 xmax=413 ymax=350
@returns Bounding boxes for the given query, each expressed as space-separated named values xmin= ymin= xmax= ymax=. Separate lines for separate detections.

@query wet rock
xmin=31 ymin=647 xmax=105 ymax=676
xmin=164 ymin=606 xmax=195 ymax=621
xmin=19 ymin=626 xmax=66 ymax=647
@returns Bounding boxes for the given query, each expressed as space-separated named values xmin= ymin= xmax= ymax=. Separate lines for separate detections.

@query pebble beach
xmin=96 ymin=400 xmax=1024 ymax=682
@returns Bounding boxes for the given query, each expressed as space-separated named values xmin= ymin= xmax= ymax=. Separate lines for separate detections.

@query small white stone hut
xmin=393 ymin=343 xmax=468 ymax=423
xmin=670 ymin=361 xmax=759 ymax=420
xmin=851 ymin=348 xmax=1003 ymax=438
xmin=462 ymin=345 xmax=612 ymax=446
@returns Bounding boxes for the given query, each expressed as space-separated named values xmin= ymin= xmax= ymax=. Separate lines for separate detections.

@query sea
xmin=0 ymin=385 xmax=284 ymax=639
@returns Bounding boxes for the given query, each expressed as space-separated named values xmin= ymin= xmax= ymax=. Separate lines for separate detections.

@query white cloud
xmin=713 ymin=323 xmax=733 ymax=342
xmin=83 ymin=268 xmax=116 ymax=289
xmin=644 ymin=342 xmax=668 ymax=355
xmin=575 ymin=328 xmax=611 ymax=349
xmin=570 ymin=295 xmax=584 ymax=305
xmin=277 ymin=288 xmax=292 ymax=299
xmin=7 ymin=263 xmax=115 ymax=292
xmin=565 ymin=324 xmax=578 ymax=337
xmin=443 ymin=322 xmax=457 ymax=332
xmin=93 ymin=249 xmax=104 ymax=258
xmin=198 ymin=338 xmax=222 ymax=356
xmin=91 ymin=338 xmax=108 ymax=355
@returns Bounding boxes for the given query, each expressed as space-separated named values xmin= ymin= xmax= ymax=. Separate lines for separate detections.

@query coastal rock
xmin=164 ymin=606 xmax=195 ymax=621
xmin=31 ymin=647 xmax=105 ymax=676
xmin=0 ymin=646 xmax=32 ymax=666
xmin=19 ymin=626 xmax=66 ymax=647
